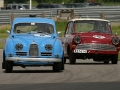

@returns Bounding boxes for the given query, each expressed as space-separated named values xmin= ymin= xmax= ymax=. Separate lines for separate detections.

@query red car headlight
xmin=74 ymin=36 xmax=81 ymax=44
xmin=112 ymin=37 xmax=120 ymax=45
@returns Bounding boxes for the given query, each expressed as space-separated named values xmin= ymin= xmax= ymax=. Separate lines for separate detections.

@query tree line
xmin=4 ymin=0 xmax=120 ymax=4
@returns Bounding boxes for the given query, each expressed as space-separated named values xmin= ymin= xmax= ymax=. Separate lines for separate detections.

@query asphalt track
xmin=0 ymin=49 xmax=120 ymax=90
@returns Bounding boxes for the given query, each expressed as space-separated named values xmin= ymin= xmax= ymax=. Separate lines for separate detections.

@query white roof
xmin=69 ymin=18 xmax=110 ymax=22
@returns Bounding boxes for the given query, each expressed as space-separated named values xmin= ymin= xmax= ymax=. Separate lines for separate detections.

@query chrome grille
xmin=16 ymin=52 xmax=27 ymax=56
xmin=29 ymin=44 xmax=39 ymax=57
xmin=76 ymin=44 xmax=116 ymax=51
xmin=41 ymin=52 xmax=52 ymax=56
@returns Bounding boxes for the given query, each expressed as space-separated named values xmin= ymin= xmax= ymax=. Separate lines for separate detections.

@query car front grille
xmin=29 ymin=44 xmax=39 ymax=57
xmin=76 ymin=44 xmax=116 ymax=51
xmin=16 ymin=52 xmax=27 ymax=56
xmin=41 ymin=52 xmax=52 ymax=56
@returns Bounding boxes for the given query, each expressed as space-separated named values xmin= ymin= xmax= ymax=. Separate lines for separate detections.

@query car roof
xmin=69 ymin=18 xmax=110 ymax=22
xmin=13 ymin=17 xmax=55 ymax=25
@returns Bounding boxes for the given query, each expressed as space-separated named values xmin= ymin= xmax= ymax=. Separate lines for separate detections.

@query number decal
xmin=74 ymin=49 xmax=87 ymax=53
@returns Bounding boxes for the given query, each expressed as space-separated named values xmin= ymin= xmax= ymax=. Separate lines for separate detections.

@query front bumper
xmin=73 ymin=44 xmax=118 ymax=54
xmin=6 ymin=57 xmax=62 ymax=62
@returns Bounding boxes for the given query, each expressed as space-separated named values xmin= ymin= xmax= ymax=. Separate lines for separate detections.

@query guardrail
xmin=0 ymin=6 xmax=120 ymax=25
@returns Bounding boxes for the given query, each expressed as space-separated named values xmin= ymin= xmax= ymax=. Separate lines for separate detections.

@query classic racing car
xmin=61 ymin=18 xmax=120 ymax=64
xmin=2 ymin=16 xmax=64 ymax=73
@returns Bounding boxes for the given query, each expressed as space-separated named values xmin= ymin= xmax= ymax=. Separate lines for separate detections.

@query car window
xmin=22 ymin=5 xmax=29 ymax=9
xmin=74 ymin=20 xmax=111 ymax=34
xmin=50 ymin=5 xmax=54 ymax=8
xmin=12 ymin=5 xmax=17 ymax=9
xmin=65 ymin=22 xmax=73 ymax=34
xmin=18 ymin=5 xmax=22 ymax=9
xmin=14 ymin=23 xmax=54 ymax=34
xmin=43 ymin=5 xmax=49 ymax=8
xmin=75 ymin=22 xmax=94 ymax=32
xmin=36 ymin=4 xmax=45 ymax=8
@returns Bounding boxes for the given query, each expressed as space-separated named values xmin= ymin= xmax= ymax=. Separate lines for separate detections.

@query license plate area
xmin=74 ymin=49 xmax=87 ymax=53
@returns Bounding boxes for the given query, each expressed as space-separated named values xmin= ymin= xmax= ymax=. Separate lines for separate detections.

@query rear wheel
xmin=53 ymin=62 xmax=61 ymax=72
xmin=111 ymin=54 xmax=118 ymax=64
xmin=61 ymin=57 xmax=64 ymax=70
xmin=69 ymin=49 xmax=76 ymax=64
xmin=64 ymin=57 xmax=66 ymax=64
xmin=2 ymin=50 xmax=5 ymax=69
xmin=5 ymin=61 xmax=13 ymax=73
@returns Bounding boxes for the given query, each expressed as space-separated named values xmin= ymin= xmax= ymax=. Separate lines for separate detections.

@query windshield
xmin=13 ymin=23 xmax=54 ymax=34
xmin=74 ymin=20 xmax=112 ymax=34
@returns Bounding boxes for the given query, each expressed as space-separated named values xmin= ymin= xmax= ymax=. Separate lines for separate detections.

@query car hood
xmin=12 ymin=34 xmax=56 ymax=49
xmin=75 ymin=32 xmax=112 ymax=44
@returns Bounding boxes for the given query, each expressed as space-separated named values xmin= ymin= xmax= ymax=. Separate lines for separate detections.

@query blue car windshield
xmin=13 ymin=23 xmax=54 ymax=34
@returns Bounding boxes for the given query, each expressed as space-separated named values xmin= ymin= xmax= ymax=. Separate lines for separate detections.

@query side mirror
xmin=57 ymin=31 xmax=62 ymax=37
xmin=58 ymin=31 xmax=61 ymax=35
xmin=115 ymin=33 xmax=118 ymax=36
xmin=6 ymin=30 xmax=10 ymax=34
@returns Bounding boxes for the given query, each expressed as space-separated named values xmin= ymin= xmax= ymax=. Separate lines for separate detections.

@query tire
xmin=53 ymin=62 xmax=61 ymax=72
xmin=64 ymin=57 xmax=66 ymax=64
xmin=104 ymin=61 xmax=109 ymax=64
xmin=111 ymin=54 xmax=118 ymax=64
xmin=2 ymin=62 xmax=5 ymax=69
xmin=69 ymin=49 xmax=76 ymax=64
xmin=5 ymin=61 xmax=13 ymax=73
xmin=61 ymin=57 xmax=64 ymax=70
xmin=2 ymin=50 xmax=5 ymax=69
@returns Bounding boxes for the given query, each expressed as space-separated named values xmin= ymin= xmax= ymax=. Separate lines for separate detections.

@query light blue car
xmin=2 ymin=17 xmax=64 ymax=73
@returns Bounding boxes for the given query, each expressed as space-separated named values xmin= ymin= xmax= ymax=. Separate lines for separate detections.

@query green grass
xmin=0 ymin=25 xmax=10 ymax=38
xmin=111 ymin=22 xmax=120 ymax=35
xmin=0 ymin=43 xmax=4 ymax=49
xmin=56 ymin=21 xmax=68 ymax=36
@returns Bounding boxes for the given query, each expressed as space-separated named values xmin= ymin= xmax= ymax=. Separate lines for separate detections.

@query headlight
xmin=15 ymin=43 xmax=23 ymax=51
xmin=45 ymin=44 xmax=52 ymax=51
xmin=112 ymin=37 xmax=119 ymax=45
xmin=74 ymin=36 xmax=81 ymax=44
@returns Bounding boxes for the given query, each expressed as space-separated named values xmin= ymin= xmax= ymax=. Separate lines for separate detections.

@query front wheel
xmin=111 ymin=54 xmax=118 ymax=64
xmin=5 ymin=61 xmax=13 ymax=73
xmin=53 ymin=62 xmax=61 ymax=72
xmin=69 ymin=49 xmax=76 ymax=64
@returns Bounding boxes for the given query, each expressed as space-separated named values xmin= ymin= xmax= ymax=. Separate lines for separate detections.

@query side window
xmin=44 ymin=5 xmax=49 ymax=8
xmin=68 ymin=22 xmax=74 ymax=34
xmin=65 ymin=22 xmax=74 ymax=35
xmin=12 ymin=5 xmax=17 ymax=9
xmin=18 ymin=5 xmax=22 ymax=9
xmin=65 ymin=22 xmax=70 ymax=35
xmin=50 ymin=5 xmax=54 ymax=8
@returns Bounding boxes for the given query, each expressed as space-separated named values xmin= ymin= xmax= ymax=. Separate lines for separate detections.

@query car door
xmin=62 ymin=21 xmax=74 ymax=57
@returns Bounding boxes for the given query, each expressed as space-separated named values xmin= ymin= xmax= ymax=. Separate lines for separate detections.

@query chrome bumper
xmin=6 ymin=57 xmax=62 ymax=62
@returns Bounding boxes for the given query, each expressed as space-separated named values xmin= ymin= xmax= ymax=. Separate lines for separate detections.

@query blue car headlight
xmin=45 ymin=44 xmax=52 ymax=51
xmin=15 ymin=43 xmax=23 ymax=51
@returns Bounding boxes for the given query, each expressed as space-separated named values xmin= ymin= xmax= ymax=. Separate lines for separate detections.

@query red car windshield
xmin=74 ymin=20 xmax=112 ymax=34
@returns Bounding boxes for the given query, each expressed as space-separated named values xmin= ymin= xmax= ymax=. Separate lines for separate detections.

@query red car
xmin=61 ymin=18 xmax=120 ymax=64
